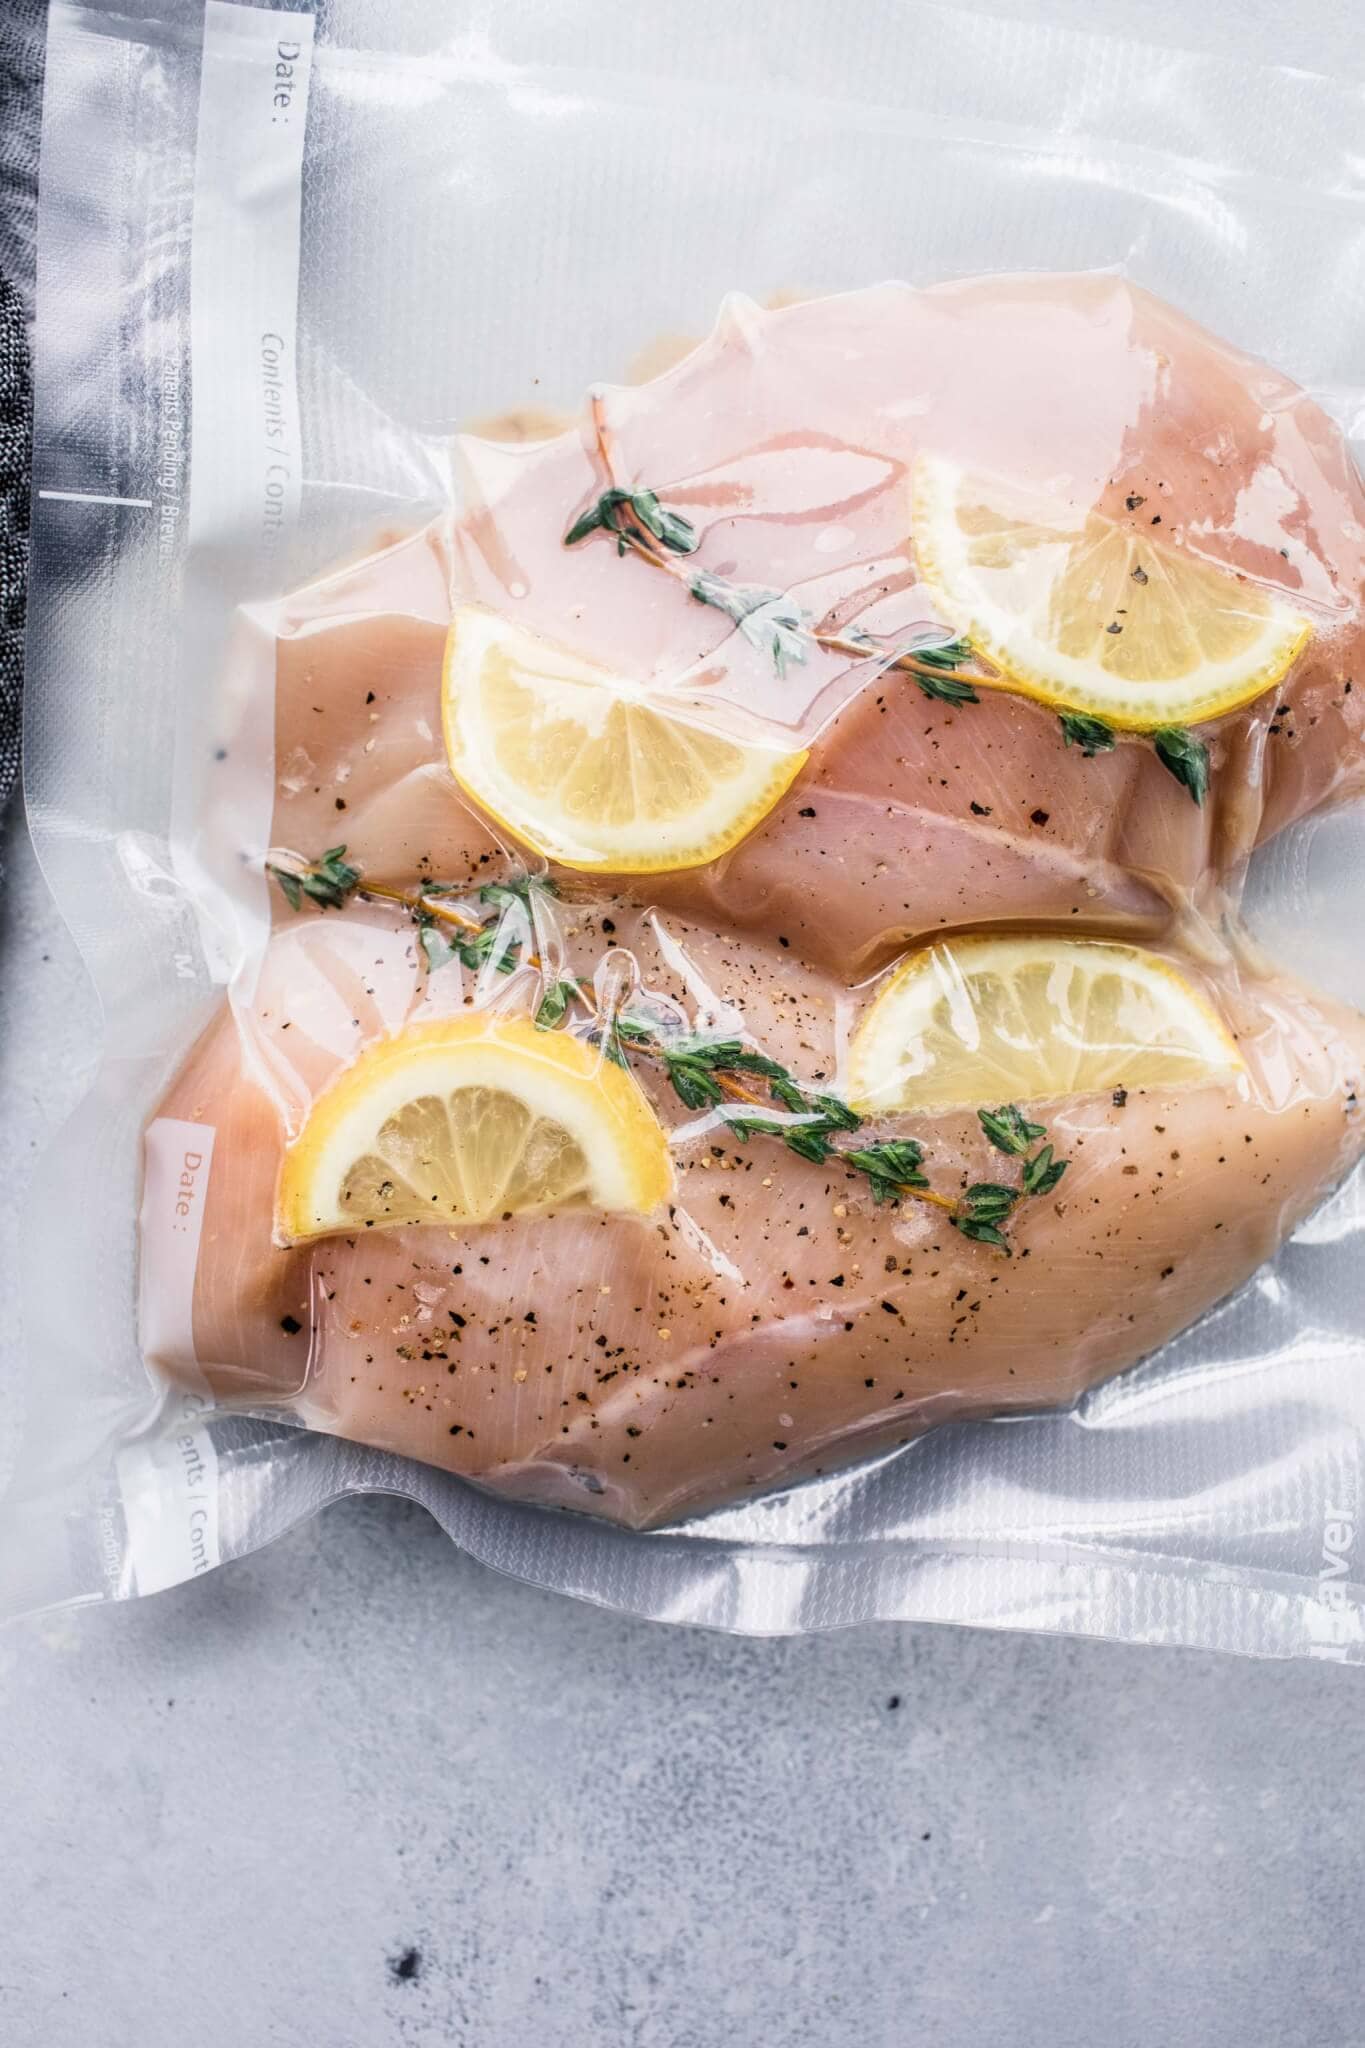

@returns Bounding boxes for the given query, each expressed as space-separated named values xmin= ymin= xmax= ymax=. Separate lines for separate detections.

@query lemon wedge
xmin=277 ymin=1014 xmax=673 ymax=1242
xmin=846 ymin=935 xmax=1243 ymax=1115
xmin=913 ymin=455 xmax=1311 ymax=730
xmin=441 ymin=607 xmax=806 ymax=872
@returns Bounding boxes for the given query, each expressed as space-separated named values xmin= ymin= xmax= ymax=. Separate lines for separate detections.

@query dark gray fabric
xmin=1 ymin=0 xmax=48 ymax=819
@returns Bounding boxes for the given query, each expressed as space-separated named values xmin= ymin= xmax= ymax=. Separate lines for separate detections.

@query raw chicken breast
xmin=147 ymin=904 xmax=1365 ymax=1528
xmin=260 ymin=274 xmax=1365 ymax=977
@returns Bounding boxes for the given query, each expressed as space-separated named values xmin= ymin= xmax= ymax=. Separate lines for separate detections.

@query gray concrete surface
xmin=5 ymin=733 xmax=1365 ymax=2048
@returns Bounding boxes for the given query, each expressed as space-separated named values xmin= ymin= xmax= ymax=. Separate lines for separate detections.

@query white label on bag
xmin=128 ymin=1116 xmax=223 ymax=1594
xmin=139 ymin=1117 xmax=217 ymax=1367
xmin=117 ymin=1394 xmax=222 ymax=1598
xmin=188 ymin=2 xmax=315 ymax=570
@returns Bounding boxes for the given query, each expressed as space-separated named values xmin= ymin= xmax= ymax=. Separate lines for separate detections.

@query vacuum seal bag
xmin=9 ymin=0 xmax=1365 ymax=1656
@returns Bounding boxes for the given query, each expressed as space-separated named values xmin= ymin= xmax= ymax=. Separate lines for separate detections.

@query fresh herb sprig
xmin=268 ymin=848 xmax=1069 ymax=1254
xmin=566 ymin=480 xmax=987 ymax=696
xmin=265 ymin=850 xmax=556 ymax=979
xmin=265 ymin=845 xmax=360 ymax=912
xmin=688 ymin=571 xmax=811 ymax=678
xmin=565 ymin=394 xmax=992 ymax=701
xmin=600 ymin=1025 xmax=1067 ymax=1254
xmin=565 ymin=401 xmax=1215 ymax=807
xmin=955 ymin=1102 xmax=1069 ymax=1248
xmin=565 ymin=486 xmax=698 ymax=558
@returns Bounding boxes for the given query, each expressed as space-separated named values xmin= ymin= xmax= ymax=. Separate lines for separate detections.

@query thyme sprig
xmin=264 ymin=850 xmax=552 ymax=980
xmin=265 ymin=845 xmax=360 ymax=912
xmin=611 ymin=1023 xmax=1064 ymax=1247
xmin=645 ymin=1037 xmax=1066 ymax=1250
xmin=565 ymin=486 xmax=698 ymax=558
xmin=565 ymin=393 xmax=994 ymax=699
xmin=564 ymin=395 xmax=1212 ymax=805
xmin=268 ymin=849 xmax=1068 ymax=1253
xmin=689 ymin=571 xmax=811 ymax=678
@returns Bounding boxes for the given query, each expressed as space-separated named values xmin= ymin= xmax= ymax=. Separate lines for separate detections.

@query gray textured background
xmin=7 ymin=0 xmax=1365 ymax=2041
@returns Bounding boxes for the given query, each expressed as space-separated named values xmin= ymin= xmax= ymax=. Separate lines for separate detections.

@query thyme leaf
xmin=480 ymin=875 xmax=557 ymax=912
xmin=417 ymin=920 xmax=458 ymax=973
xmin=914 ymin=669 xmax=980 ymax=706
xmin=1153 ymin=726 xmax=1209 ymax=806
xmin=1059 ymin=711 xmax=1117 ymax=757
xmin=534 ymin=979 xmax=583 ymax=1031
xmin=782 ymin=1124 xmax=836 ymax=1165
xmin=266 ymin=845 xmax=361 ymax=914
xmin=564 ymin=487 xmax=698 ymax=556
xmin=908 ymin=636 xmax=975 ymax=672
xmin=843 ymin=627 xmax=980 ymax=703
xmin=611 ymin=1013 xmax=659 ymax=1046
xmin=958 ymin=1182 xmax=1020 ymax=1224
xmin=952 ymin=1215 xmax=1011 ymax=1254
xmin=842 ymin=1140 xmax=929 ymax=1203
xmin=978 ymin=1104 xmax=1047 ymax=1157
xmin=689 ymin=570 xmax=811 ymax=676
xmin=629 ymin=489 xmax=698 ymax=556
xmin=662 ymin=1056 xmax=726 ymax=1112
xmin=1021 ymin=1142 xmax=1068 ymax=1198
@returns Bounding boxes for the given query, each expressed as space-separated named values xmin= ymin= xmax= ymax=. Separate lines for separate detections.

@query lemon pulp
xmin=847 ymin=935 xmax=1243 ymax=1115
xmin=277 ymin=1014 xmax=673 ymax=1242
xmin=442 ymin=607 xmax=807 ymax=872
xmin=913 ymin=455 xmax=1311 ymax=730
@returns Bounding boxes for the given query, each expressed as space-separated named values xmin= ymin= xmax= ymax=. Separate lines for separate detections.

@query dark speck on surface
xmin=887 ymin=1695 xmax=902 ymax=1711
xmin=389 ymin=1947 xmax=422 ymax=1985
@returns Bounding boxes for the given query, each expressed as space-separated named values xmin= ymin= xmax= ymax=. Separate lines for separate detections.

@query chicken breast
xmin=146 ymin=903 xmax=1365 ymax=1528
xmin=262 ymin=274 xmax=1365 ymax=977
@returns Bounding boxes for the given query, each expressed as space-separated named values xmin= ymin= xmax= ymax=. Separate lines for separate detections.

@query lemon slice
xmin=913 ymin=455 xmax=1311 ymax=730
xmin=441 ymin=607 xmax=806 ymax=872
xmin=277 ymin=1014 xmax=673 ymax=1242
xmin=847 ymin=935 xmax=1243 ymax=1115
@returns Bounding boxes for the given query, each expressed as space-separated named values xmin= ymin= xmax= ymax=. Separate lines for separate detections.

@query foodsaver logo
xmin=1309 ymin=1489 xmax=1362 ymax=1659
xmin=1318 ymin=1501 xmax=1356 ymax=1612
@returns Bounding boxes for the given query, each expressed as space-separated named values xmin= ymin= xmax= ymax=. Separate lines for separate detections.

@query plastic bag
xmin=10 ymin=0 xmax=1365 ymax=1656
